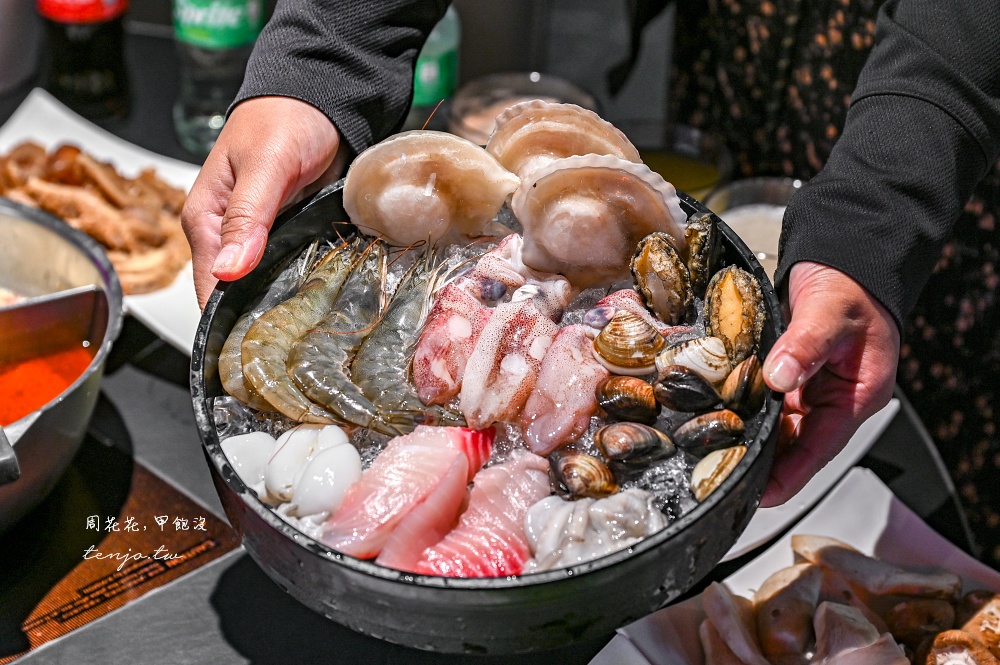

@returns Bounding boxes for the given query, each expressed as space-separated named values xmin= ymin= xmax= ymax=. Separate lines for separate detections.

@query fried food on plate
xmin=0 ymin=141 xmax=189 ymax=294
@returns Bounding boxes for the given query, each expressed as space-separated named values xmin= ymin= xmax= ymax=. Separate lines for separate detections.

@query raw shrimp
xmin=351 ymin=248 xmax=465 ymax=432
xmin=219 ymin=242 xmax=317 ymax=410
xmin=287 ymin=240 xmax=401 ymax=435
xmin=242 ymin=239 xmax=358 ymax=423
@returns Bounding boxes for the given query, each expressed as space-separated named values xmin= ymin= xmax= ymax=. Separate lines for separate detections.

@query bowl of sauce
xmin=0 ymin=197 xmax=122 ymax=530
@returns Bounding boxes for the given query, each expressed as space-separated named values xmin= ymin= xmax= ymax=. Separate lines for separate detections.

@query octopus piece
xmin=412 ymin=283 xmax=494 ymax=407
xmin=522 ymin=488 xmax=666 ymax=573
xmin=342 ymin=130 xmax=520 ymax=247
xmin=519 ymin=325 xmax=609 ymax=455
xmin=510 ymin=154 xmax=687 ymax=288
xmin=485 ymin=99 xmax=642 ymax=179
xmin=458 ymin=295 xmax=561 ymax=430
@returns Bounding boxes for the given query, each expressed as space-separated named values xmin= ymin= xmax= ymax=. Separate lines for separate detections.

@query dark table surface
xmin=0 ymin=25 xmax=980 ymax=665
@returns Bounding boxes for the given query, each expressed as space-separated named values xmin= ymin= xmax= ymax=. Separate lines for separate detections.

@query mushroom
xmin=701 ymin=581 xmax=771 ymax=665
xmin=753 ymin=563 xmax=823 ymax=663
xmin=791 ymin=534 xmax=962 ymax=600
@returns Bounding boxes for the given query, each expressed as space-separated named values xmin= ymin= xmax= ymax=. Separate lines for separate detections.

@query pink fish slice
xmin=520 ymin=325 xmax=609 ymax=456
xmin=414 ymin=450 xmax=551 ymax=578
xmin=321 ymin=426 xmax=494 ymax=559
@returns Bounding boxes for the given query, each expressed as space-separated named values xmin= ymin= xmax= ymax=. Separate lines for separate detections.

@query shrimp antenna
xmin=420 ymin=100 xmax=446 ymax=131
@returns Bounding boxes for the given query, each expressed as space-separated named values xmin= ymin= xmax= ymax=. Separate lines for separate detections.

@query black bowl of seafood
xmin=191 ymin=101 xmax=786 ymax=654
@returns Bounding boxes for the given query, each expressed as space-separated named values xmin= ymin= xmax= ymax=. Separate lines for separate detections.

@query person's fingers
xmin=763 ymin=262 xmax=858 ymax=394
xmin=182 ymin=156 xmax=232 ymax=309
xmin=758 ymin=375 xmax=861 ymax=507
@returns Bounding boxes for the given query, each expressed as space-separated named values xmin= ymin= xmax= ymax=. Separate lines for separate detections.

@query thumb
xmin=763 ymin=262 xmax=853 ymax=393
xmin=209 ymin=159 xmax=283 ymax=282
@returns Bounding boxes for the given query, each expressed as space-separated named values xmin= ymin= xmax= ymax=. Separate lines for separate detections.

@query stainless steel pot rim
xmin=193 ymin=188 xmax=786 ymax=590
xmin=0 ymin=196 xmax=124 ymax=429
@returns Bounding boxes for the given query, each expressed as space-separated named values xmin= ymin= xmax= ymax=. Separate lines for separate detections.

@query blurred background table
xmin=0 ymin=25 xmax=977 ymax=665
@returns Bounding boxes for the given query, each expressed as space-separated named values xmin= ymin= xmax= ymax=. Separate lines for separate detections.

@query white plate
xmin=0 ymin=88 xmax=202 ymax=354
xmin=591 ymin=466 xmax=1000 ymax=665
xmin=723 ymin=398 xmax=900 ymax=562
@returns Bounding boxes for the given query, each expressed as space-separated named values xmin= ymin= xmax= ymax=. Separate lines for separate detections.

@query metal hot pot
xmin=190 ymin=180 xmax=785 ymax=654
xmin=0 ymin=197 xmax=123 ymax=531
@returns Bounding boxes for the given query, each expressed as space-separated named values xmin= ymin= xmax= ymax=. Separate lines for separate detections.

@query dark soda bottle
xmin=172 ymin=0 xmax=264 ymax=157
xmin=37 ymin=0 xmax=131 ymax=124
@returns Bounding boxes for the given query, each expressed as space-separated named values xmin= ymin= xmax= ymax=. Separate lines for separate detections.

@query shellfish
xmin=721 ymin=355 xmax=767 ymax=418
xmin=673 ymin=409 xmax=745 ymax=455
xmin=486 ymin=100 xmax=642 ymax=179
xmin=342 ymin=130 xmax=520 ymax=247
xmin=549 ymin=449 xmax=620 ymax=499
xmin=652 ymin=365 xmax=722 ymax=413
xmin=592 ymin=310 xmax=666 ymax=376
xmin=654 ymin=335 xmax=731 ymax=385
xmin=594 ymin=422 xmax=676 ymax=466
xmin=690 ymin=445 xmax=746 ymax=501
xmin=630 ymin=232 xmax=693 ymax=326
xmin=684 ymin=213 xmax=718 ymax=297
xmin=594 ymin=375 xmax=661 ymax=424
xmin=511 ymin=154 xmax=688 ymax=288
xmin=704 ymin=265 xmax=766 ymax=366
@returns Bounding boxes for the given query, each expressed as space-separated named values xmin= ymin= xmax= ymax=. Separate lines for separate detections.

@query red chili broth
xmin=0 ymin=345 xmax=95 ymax=426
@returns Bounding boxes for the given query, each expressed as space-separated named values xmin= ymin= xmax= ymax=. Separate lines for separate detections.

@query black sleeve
xmin=233 ymin=0 xmax=450 ymax=156
xmin=775 ymin=0 xmax=1000 ymax=328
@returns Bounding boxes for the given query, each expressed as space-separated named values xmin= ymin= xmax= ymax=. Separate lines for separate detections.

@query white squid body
xmin=459 ymin=277 xmax=573 ymax=430
xmin=519 ymin=325 xmax=609 ymax=456
xmin=811 ymin=602 xmax=909 ymax=665
xmin=522 ymin=488 xmax=667 ymax=573
xmin=343 ymin=130 xmax=520 ymax=247
xmin=486 ymin=100 xmax=642 ymax=179
xmin=262 ymin=424 xmax=361 ymax=517
xmin=511 ymin=154 xmax=688 ymax=289
xmin=220 ymin=431 xmax=279 ymax=501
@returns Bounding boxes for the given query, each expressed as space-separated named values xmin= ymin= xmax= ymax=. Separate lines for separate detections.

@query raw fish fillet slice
xmin=374 ymin=457 xmax=469 ymax=571
xmin=414 ymin=450 xmax=551 ymax=577
xmin=321 ymin=426 xmax=493 ymax=558
xmin=412 ymin=283 xmax=493 ymax=405
xmin=520 ymin=325 xmax=609 ymax=455
xmin=459 ymin=298 xmax=560 ymax=430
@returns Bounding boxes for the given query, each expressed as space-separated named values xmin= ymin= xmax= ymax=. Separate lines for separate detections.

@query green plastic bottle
xmin=404 ymin=6 xmax=460 ymax=130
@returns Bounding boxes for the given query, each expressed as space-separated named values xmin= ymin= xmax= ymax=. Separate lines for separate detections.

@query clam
xmin=654 ymin=335 xmax=731 ymax=385
xmin=343 ymin=130 xmax=520 ymax=247
xmin=704 ymin=265 xmax=765 ymax=366
xmin=652 ymin=365 xmax=722 ymax=413
xmin=691 ymin=445 xmax=747 ymax=502
xmin=486 ymin=100 xmax=642 ymax=179
xmin=684 ymin=213 xmax=718 ymax=297
xmin=550 ymin=449 xmax=620 ymax=499
xmin=511 ymin=154 xmax=688 ymax=288
xmin=721 ymin=355 xmax=767 ymax=417
xmin=595 ymin=375 xmax=660 ymax=424
xmin=630 ymin=232 xmax=693 ymax=326
xmin=592 ymin=310 xmax=666 ymax=376
xmin=594 ymin=422 xmax=676 ymax=466
xmin=673 ymin=409 xmax=745 ymax=455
